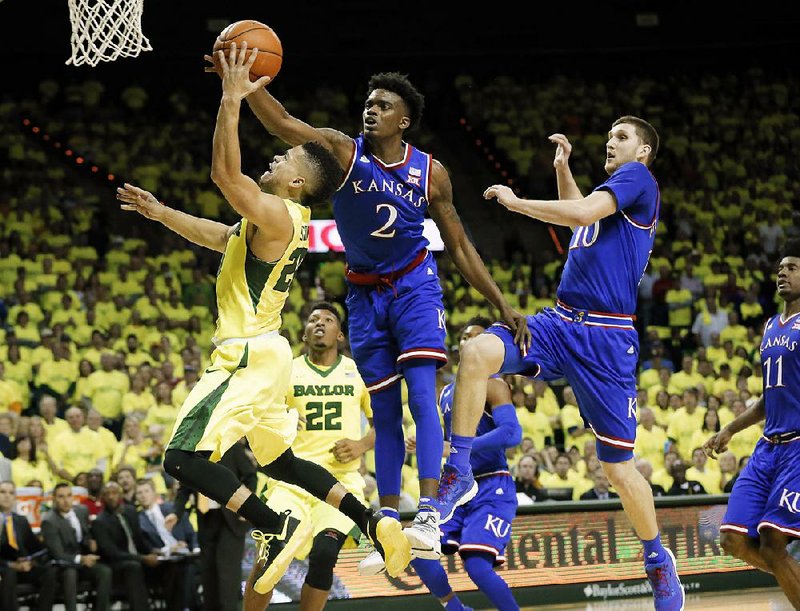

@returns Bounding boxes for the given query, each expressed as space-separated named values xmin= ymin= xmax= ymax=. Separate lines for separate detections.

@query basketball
xmin=213 ymin=20 xmax=282 ymax=81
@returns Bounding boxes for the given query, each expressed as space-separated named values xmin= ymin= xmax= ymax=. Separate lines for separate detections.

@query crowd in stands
xmin=1 ymin=64 xmax=798 ymax=604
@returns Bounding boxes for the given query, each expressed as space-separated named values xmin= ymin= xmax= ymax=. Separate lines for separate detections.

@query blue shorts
xmin=345 ymin=252 xmax=447 ymax=393
xmin=486 ymin=303 xmax=639 ymax=462
xmin=440 ymin=473 xmax=517 ymax=566
xmin=721 ymin=438 xmax=800 ymax=540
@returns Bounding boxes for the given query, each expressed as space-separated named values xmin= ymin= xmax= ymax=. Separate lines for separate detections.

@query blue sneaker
xmin=645 ymin=548 xmax=685 ymax=610
xmin=436 ymin=463 xmax=478 ymax=524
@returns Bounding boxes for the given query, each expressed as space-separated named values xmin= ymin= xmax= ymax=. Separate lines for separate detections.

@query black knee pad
xmin=163 ymin=448 xmax=185 ymax=478
xmin=305 ymin=530 xmax=346 ymax=591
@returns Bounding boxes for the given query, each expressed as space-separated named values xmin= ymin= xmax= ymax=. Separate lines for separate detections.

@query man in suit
xmin=91 ymin=481 xmax=160 ymax=611
xmin=580 ymin=470 xmax=620 ymax=501
xmin=0 ymin=480 xmax=57 ymax=610
xmin=41 ymin=482 xmax=112 ymax=611
xmin=136 ymin=477 xmax=198 ymax=610
xmin=170 ymin=440 xmax=256 ymax=611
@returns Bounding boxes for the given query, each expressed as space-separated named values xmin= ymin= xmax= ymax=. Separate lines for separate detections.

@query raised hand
xmin=548 ymin=133 xmax=573 ymax=168
xmin=116 ymin=183 xmax=165 ymax=221
xmin=217 ymin=42 xmax=271 ymax=100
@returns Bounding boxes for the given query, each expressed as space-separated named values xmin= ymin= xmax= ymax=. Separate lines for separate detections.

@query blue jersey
xmin=760 ymin=312 xmax=800 ymax=436
xmin=439 ymin=380 xmax=509 ymax=476
xmin=333 ymin=135 xmax=432 ymax=274
xmin=557 ymin=161 xmax=660 ymax=315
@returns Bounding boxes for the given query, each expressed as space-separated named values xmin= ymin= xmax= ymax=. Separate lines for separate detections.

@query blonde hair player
xmin=117 ymin=43 xmax=410 ymax=594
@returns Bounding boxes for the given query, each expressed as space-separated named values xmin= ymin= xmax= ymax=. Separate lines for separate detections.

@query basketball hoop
xmin=66 ymin=0 xmax=152 ymax=67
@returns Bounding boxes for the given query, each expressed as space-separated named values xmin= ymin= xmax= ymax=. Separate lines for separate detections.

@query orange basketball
xmin=213 ymin=20 xmax=282 ymax=81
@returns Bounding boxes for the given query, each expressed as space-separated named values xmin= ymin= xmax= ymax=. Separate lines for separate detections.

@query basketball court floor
xmin=523 ymin=587 xmax=792 ymax=610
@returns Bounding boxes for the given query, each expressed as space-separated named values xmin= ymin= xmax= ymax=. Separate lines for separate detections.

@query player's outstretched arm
xmin=117 ymin=183 xmax=232 ymax=252
xmin=428 ymin=161 xmax=531 ymax=349
xmin=703 ymin=395 xmax=765 ymax=459
xmin=210 ymin=44 xmax=294 ymax=241
xmin=205 ymin=51 xmax=353 ymax=167
xmin=484 ymin=184 xmax=616 ymax=228
xmin=550 ymin=133 xmax=582 ymax=232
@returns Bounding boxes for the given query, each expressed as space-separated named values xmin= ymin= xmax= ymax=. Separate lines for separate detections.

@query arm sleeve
xmin=472 ymin=404 xmax=523 ymax=452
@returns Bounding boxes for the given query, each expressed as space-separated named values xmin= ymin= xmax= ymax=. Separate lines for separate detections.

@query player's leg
xmin=412 ymin=559 xmax=472 ymax=611
xmin=758 ymin=528 xmax=800 ymax=607
xmin=462 ymin=552 xmax=519 ymax=611
xmin=300 ymin=529 xmax=348 ymax=611
xmin=753 ymin=442 xmax=800 ymax=606
xmin=718 ymin=444 xmax=774 ymax=572
xmin=565 ymin=326 xmax=682 ymax=610
xmin=258 ymin=447 xmax=410 ymax=577
xmin=370 ymin=381 xmax=405 ymax=514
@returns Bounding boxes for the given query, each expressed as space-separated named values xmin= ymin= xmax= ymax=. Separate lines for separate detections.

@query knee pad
xmin=305 ymin=530 xmax=346 ymax=591
xmin=163 ymin=448 xmax=185 ymax=478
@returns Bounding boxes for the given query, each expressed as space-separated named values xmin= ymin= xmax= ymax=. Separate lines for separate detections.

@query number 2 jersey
xmin=760 ymin=312 xmax=800 ymax=436
xmin=213 ymin=202 xmax=310 ymax=343
xmin=333 ymin=135 xmax=433 ymax=274
xmin=558 ymin=161 xmax=660 ymax=315
xmin=287 ymin=354 xmax=372 ymax=474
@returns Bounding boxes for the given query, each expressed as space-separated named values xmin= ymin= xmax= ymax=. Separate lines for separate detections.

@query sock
xmin=371 ymin=383 xmax=405 ymax=497
xmin=412 ymin=558 xmax=453 ymax=599
xmin=339 ymin=492 xmax=369 ymax=535
xmin=463 ymin=552 xmax=519 ymax=611
xmin=642 ymin=533 xmax=667 ymax=564
xmin=380 ymin=507 xmax=400 ymax=521
xmin=445 ymin=599 xmax=466 ymax=611
xmin=164 ymin=449 xmax=282 ymax=532
xmin=448 ymin=435 xmax=474 ymax=470
xmin=239 ymin=495 xmax=283 ymax=532
xmin=403 ymin=361 xmax=444 ymax=480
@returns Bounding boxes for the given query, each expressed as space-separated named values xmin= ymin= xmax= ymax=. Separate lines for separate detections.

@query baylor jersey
xmin=213 ymin=202 xmax=310 ymax=343
xmin=287 ymin=354 xmax=372 ymax=473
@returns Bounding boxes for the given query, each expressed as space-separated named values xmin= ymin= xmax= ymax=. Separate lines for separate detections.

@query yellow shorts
xmin=167 ymin=332 xmax=298 ymax=465
xmin=263 ymin=469 xmax=367 ymax=559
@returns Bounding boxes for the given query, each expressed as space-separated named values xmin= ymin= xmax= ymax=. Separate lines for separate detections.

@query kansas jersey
xmin=558 ymin=161 xmax=659 ymax=315
xmin=213 ymin=203 xmax=310 ymax=343
xmin=333 ymin=135 xmax=432 ymax=274
xmin=439 ymin=379 xmax=508 ymax=476
xmin=759 ymin=312 xmax=800 ymax=436
xmin=287 ymin=354 xmax=372 ymax=474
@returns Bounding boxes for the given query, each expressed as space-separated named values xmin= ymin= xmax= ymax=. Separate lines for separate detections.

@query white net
xmin=66 ymin=0 xmax=152 ymax=67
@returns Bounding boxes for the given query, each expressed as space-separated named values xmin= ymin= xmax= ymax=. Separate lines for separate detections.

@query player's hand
xmin=297 ymin=414 xmax=306 ymax=431
xmin=549 ymin=133 xmax=573 ymax=168
xmin=501 ymin=306 xmax=532 ymax=355
xmin=331 ymin=438 xmax=364 ymax=463
xmin=703 ymin=428 xmax=733 ymax=459
xmin=483 ymin=184 xmax=518 ymax=210
xmin=163 ymin=513 xmax=178 ymax=532
xmin=81 ymin=554 xmax=99 ymax=568
xmin=141 ymin=553 xmax=160 ymax=567
xmin=217 ymin=42 xmax=271 ymax=100
xmin=117 ymin=183 xmax=166 ymax=221
xmin=204 ymin=54 xmax=221 ymax=77
xmin=405 ymin=434 xmax=417 ymax=455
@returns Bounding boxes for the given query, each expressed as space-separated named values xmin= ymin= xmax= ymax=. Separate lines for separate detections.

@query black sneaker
xmin=365 ymin=510 xmax=411 ymax=577
xmin=251 ymin=510 xmax=312 ymax=594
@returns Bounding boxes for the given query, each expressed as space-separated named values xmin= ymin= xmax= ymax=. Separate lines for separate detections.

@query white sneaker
xmin=358 ymin=549 xmax=387 ymax=576
xmin=403 ymin=510 xmax=441 ymax=560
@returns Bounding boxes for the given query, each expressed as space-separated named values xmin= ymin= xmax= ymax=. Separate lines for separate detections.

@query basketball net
xmin=66 ymin=0 xmax=152 ymax=67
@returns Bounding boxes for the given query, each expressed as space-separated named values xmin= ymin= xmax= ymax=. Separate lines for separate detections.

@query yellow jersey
xmin=287 ymin=354 xmax=371 ymax=475
xmin=214 ymin=207 xmax=310 ymax=343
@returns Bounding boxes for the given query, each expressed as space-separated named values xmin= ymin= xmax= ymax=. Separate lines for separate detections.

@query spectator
xmin=85 ymin=409 xmax=117 ymax=473
xmin=580 ymin=470 xmax=619 ymax=501
xmin=113 ymin=417 xmax=158 ymax=478
xmin=635 ymin=458 xmax=665 ymax=497
xmin=514 ymin=455 xmax=546 ymax=504
xmin=692 ymin=297 xmax=729 ymax=347
xmin=79 ymin=468 xmax=105 ymax=517
xmin=41 ymin=482 xmax=112 ymax=611
xmin=10 ymin=436 xmax=54 ymax=491
xmin=667 ymin=460 xmax=706 ymax=496
xmin=135 ymin=478 xmax=195 ymax=611
xmin=686 ymin=447 xmax=721 ymax=494
xmin=0 ymin=481 xmax=57 ymax=610
xmin=114 ymin=465 xmax=138 ymax=505
xmin=0 ymin=413 xmax=15 ymax=458
xmin=634 ymin=407 xmax=669 ymax=472
xmin=718 ymin=450 xmax=738 ymax=492
xmin=539 ymin=453 xmax=587 ymax=500
xmin=49 ymin=406 xmax=103 ymax=484
xmin=36 ymin=394 xmax=68 ymax=440
xmin=91 ymin=481 xmax=159 ymax=611
xmin=724 ymin=455 xmax=749 ymax=493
